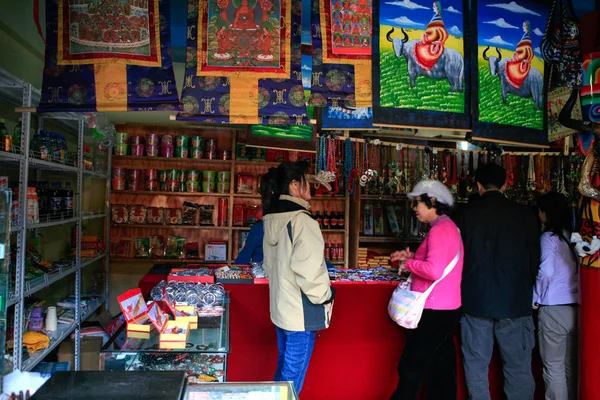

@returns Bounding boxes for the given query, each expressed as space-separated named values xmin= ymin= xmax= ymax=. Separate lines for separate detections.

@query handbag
xmin=388 ymin=250 xmax=460 ymax=329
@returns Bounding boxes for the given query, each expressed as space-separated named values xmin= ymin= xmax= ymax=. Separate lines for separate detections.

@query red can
xmin=161 ymin=144 xmax=174 ymax=158
xmin=127 ymin=179 xmax=141 ymax=191
xmin=112 ymin=167 xmax=126 ymax=179
xmin=145 ymin=180 xmax=159 ymax=191
xmin=146 ymin=133 xmax=160 ymax=145
xmin=161 ymin=135 xmax=174 ymax=145
xmin=146 ymin=144 xmax=159 ymax=157
xmin=218 ymin=198 xmax=228 ymax=227
xmin=233 ymin=204 xmax=246 ymax=227
xmin=131 ymin=144 xmax=145 ymax=156
xmin=129 ymin=135 xmax=144 ymax=145
xmin=128 ymin=169 xmax=142 ymax=181
xmin=165 ymin=180 xmax=179 ymax=192
xmin=145 ymin=169 xmax=158 ymax=181
xmin=112 ymin=178 xmax=126 ymax=191
xmin=220 ymin=150 xmax=230 ymax=160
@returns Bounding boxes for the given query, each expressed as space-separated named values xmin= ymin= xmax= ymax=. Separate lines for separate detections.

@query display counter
xmin=100 ymin=296 xmax=229 ymax=384
xmin=187 ymin=382 xmax=297 ymax=400
xmin=139 ymin=271 xmax=544 ymax=399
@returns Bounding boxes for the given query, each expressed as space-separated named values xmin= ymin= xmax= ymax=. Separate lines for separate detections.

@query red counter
xmin=139 ymin=276 xmax=544 ymax=399
xmin=580 ymin=267 xmax=600 ymax=400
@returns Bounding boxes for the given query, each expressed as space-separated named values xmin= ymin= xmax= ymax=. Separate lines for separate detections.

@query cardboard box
xmin=58 ymin=337 xmax=103 ymax=371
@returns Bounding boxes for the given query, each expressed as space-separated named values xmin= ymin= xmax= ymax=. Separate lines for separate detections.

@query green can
xmin=115 ymin=132 xmax=129 ymax=144
xmin=114 ymin=143 xmax=128 ymax=156
xmin=190 ymin=136 xmax=204 ymax=149
xmin=159 ymin=181 xmax=168 ymax=192
xmin=217 ymin=182 xmax=231 ymax=194
xmin=175 ymin=146 xmax=189 ymax=158
xmin=166 ymin=169 xmax=182 ymax=181
xmin=202 ymin=181 xmax=216 ymax=193
xmin=186 ymin=180 xmax=200 ymax=192
xmin=217 ymin=171 xmax=231 ymax=183
xmin=179 ymin=181 xmax=186 ymax=192
xmin=158 ymin=170 xmax=168 ymax=182
xmin=176 ymin=135 xmax=189 ymax=148
xmin=186 ymin=170 xmax=200 ymax=181
xmin=203 ymin=170 xmax=217 ymax=182
xmin=190 ymin=147 xmax=203 ymax=159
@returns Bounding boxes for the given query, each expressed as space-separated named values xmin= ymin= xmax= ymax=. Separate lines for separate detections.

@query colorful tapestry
xmin=581 ymin=52 xmax=600 ymax=126
xmin=471 ymin=0 xmax=549 ymax=145
xmin=39 ymin=0 xmax=179 ymax=112
xmin=547 ymin=87 xmax=581 ymax=142
xmin=309 ymin=0 xmax=372 ymax=108
xmin=372 ymin=0 xmax=470 ymax=129
xmin=177 ymin=0 xmax=307 ymax=124
xmin=321 ymin=106 xmax=373 ymax=129
xmin=248 ymin=124 xmax=316 ymax=151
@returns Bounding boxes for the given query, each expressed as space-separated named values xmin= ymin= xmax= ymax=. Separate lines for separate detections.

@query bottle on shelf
xmin=323 ymin=212 xmax=330 ymax=229
xmin=0 ymin=118 xmax=10 ymax=152
xmin=338 ymin=243 xmax=344 ymax=262
xmin=338 ymin=212 xmax=345 ymax=230
xmin=315 ymin=211 xmax=323 ymax=229
xmin=330 ymin=212 xmax=338 ymax=229
xmin=64 ymin=182 xmax=73 ymax=218
xmin=13 ymin=118 xmax=22 ymax=150
xmin=50 ymin=182 xmax=64 ymax=219
xmin=324 ymin=243 xmax=331 ymax=260
xmin=37 ymin=181 xmax=48 ymax=217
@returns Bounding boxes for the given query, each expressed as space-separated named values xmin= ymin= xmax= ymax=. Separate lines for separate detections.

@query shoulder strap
xmin=420 ymin=249 xmax=461 ymax=298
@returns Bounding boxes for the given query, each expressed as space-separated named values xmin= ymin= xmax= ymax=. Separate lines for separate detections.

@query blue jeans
xmin=273 ymin=326 xmax=316 ymax=394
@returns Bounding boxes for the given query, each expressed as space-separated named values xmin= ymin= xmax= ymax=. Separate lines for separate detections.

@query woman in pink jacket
xmin=390 ymin=180 xmax=464 ymax=400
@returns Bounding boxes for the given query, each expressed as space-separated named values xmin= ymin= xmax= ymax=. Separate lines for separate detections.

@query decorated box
xmin=159 ymin=320 xmax=190 ymax=349
xmin=117 ymin=288 xmax=153 ymax=334
xmin=167 ymin=268 xmax=215 ymax=284
xmin=174 ymin=305 xmax=198 ymax=329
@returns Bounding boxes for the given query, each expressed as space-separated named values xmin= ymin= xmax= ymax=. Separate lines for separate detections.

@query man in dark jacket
xmin=455 ymin=163 xmax=540 ymax=400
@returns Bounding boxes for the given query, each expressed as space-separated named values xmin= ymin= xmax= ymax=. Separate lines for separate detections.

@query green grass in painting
xmin=477 ymin=62 xmax=543 ymax=130
xmin=251 ymin=125 xmax=313 ymax=140
xmin=379 ymin=50 xmax=464 ymax=113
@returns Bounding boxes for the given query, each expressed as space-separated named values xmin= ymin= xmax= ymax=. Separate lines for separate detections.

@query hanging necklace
xmin=450 ymin=153 xmax=458 ymax=194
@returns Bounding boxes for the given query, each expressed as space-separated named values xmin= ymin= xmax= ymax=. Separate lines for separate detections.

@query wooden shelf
xmin=111 ymin=258 xmax=232 ymax=264
xmin=111 ymin=224 xmax=229 ymax=230
xmin=322 ymin=229 xmax=346 ymax=233
xmin=111 ymin=190 xmax=230 ymax=197
xmin=234 ymin=193 xmax=260 ymax=198
xmin=231 ymin=227 xmax=251 ymax=231
xmin=361 ymin=195 xmax=409 ymax=200
xmin=235 ymin=160 xmax=281 ymax=167
xmin=113 ymin=155 xmax=232 ymax=165
xmin=359 ymin=236 xmax=423 ymax=243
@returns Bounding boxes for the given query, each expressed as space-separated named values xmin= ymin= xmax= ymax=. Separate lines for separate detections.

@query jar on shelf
xmin=27 ymin=186 xmax=39 ymax=224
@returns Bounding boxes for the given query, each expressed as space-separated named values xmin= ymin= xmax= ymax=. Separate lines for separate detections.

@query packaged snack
xmin=199 ymin=205 xmax=215 ymax=226
xmin=182 ymin=202 xmax=200 ymax=225
xmin=184 ymin=242 xmax=200 ymax=259
xmin=129 ymin=205 xmax=147 ymax=224
xmin=166 ymin=235 xmax=186 ymax=259
xmin=116 ymin=239 xmax=132 ymax=257
xmin=147 ymin=207 xmax=164 ymax=224
xmin=236 ymin=173 xmax=254 ymax=194
xmin=165 ymin=208 xmax=183 ymax=225
xmin=111 ymin=204 xmax=129 ymax=224
xmin=134 ymin=238 xmax=150 ymax=258
xmin=149 ymin=235 xmax=165 ymax=258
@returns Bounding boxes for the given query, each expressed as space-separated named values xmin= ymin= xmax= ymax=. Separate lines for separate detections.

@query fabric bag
xmin=388 ymin=250 xmax=460 ymax=329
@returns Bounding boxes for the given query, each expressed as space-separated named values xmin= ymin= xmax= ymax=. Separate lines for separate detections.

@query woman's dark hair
xmin=260 ymin=161 xmax=309 ymax=215
xmin=419 ymin=194 xmax=453 ymax=216
xmin=538 ymin=191 xmax=573 ymax=242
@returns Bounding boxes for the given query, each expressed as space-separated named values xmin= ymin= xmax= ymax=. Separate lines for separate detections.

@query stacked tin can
xmin=127 ymin=169 xmax=143 ymax=191
xmin=130 ymin=135 xmax=145 ymax=156
xmin=112 ymin=167 xmax=127 ymax=191
xmin=114 ymin=132 xmax=129 ymax=156
xmin=175 ymin=136 xmax=189 ymax=158
xmin=144 ymin=169 xmax=159 ymax=191
xmin=202 ymin=171 xmax=216 ymax=193
xmin=161 ymin=135 xmax=174 ymax=158
xmin=217 ymin=171 xmax=231 ymax=194
xmin=190 ymin=136 xmax=204 ymax=159
xmin=185 ymin=169 xmax=200 ymax=192
xmin=165 ymin=169 xmax=182 ymax=192
xmin=146 ymin=133 xmax=160 ymax=157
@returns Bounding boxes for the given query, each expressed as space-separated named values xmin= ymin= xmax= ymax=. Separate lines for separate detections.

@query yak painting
xmin=477 ymin=0 xmax=548 ymax=130
xmin=379 ymin=0 xmax=465 ymax=113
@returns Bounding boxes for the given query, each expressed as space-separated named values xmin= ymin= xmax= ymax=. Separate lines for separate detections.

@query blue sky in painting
xmin=302 ymin=54 xmax=312 ymax=89
xmin=380 ymin=0 xmax=464 ymax=36
xmin=477 ymin=0 xmax=549 ymax=54
xmin=302 ymin=0 xmax=312 ymax=43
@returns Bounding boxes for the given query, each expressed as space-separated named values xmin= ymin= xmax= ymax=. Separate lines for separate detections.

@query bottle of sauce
xmin=315 ymin=211 xmax=323 ymax=229
xmin=50 ymin=182 xmax=63 ymax=219
xmin=64 ymin=182 xmax=73 ymax=218
xmin=323 ymin=212 xmax=330 ymax=229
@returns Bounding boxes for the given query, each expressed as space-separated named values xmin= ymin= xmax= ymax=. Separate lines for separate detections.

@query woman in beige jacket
xmin=261 ymin=162 xmax=335 ymax=394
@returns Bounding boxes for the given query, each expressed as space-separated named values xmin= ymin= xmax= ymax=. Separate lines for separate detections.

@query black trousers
xmin=391 ymin=308 xmax=461 ymax=400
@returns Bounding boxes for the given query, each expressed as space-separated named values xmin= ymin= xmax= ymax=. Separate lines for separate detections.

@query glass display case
xmin=100 ymin=296 xmax=229 ymax=383
xmin=186 ymin=382 xmax=298 ymax=400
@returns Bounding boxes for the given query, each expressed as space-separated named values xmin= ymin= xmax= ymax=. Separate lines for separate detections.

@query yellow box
xmin=160 ymin=320 xmax=190 ymax=342
xmin=127 ymin=314 xmax=153 ymax=334
xmin=159 ymin=341 xmax=187 ymax=350
xmin=175 ymin=306 xmax=198 ymax=329
xmin=127 ymin=331 xmax=151 ymax=339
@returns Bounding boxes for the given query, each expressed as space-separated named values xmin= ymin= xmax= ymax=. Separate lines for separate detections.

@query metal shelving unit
xmin=0 ymin=68 xmax=111 ymax=372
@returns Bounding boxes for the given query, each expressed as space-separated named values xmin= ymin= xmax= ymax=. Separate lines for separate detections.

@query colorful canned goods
xmin=115 ymin=132 xmax=129 ymax=144
xmin=158 ymin=170 xmax=168 ymax=182
xmin=165 ymin=180 xmax=179 ymax=192
xmin=130 ymin=144 xmax=145 ymax=156
xmin=166 ymin=169 xmax=182 ymax=181
xmin=161 ymin=144 xmax=174 ymax=158
xmin=191 ymin=147 xmax=203 ymax=159
xmin=175 ymin=147 xmax=189 ymax=158
xmin=217 ymin=171 xmax=231 ymax=183
xmin=186 ymin=180 xmax=200 ymax=192
xmin=217 ymin=182 xmax=230 ymax=194
xmin=202 ymin=182 xmax=216 ymax=193
xmin=176 ymin=136 xmax=189 ymax=147
xmin=146 ymin=144 xmax=159 ymax=157
xmin=203 ymin=171 xmax=217 ymax=182
xmin=114 ymin=143 xmax=128 ymax=156
xmin=145 ymin=169 xmax=158 ymax=181
xmin=161 ymin=135 xmax=174 ymax=145
xmin=146 ymin=133 xmax=160 ymax=145
xmin=112 ymin=167 xmax=127 ymax=179
xmin=145 ymin=180 xmax=159 ymax=191
xmin=186 ymin=170 xmax=200 ymax=181
xmin=129 ymin=135 xmax=144 ymax=145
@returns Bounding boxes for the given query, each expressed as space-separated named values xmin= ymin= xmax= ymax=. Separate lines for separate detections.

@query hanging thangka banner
xmin=372 ymin=0 xmax=470 ymax=129
xmin=309 ymin=0 xmax=372 ymax=110
xmin=470 ymin=0 xmax=549 ymax=146
xmin=176 ymin=0 xmax=308 ymax=125
xmin=39 ymin=0 xmax=180 ymax=113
